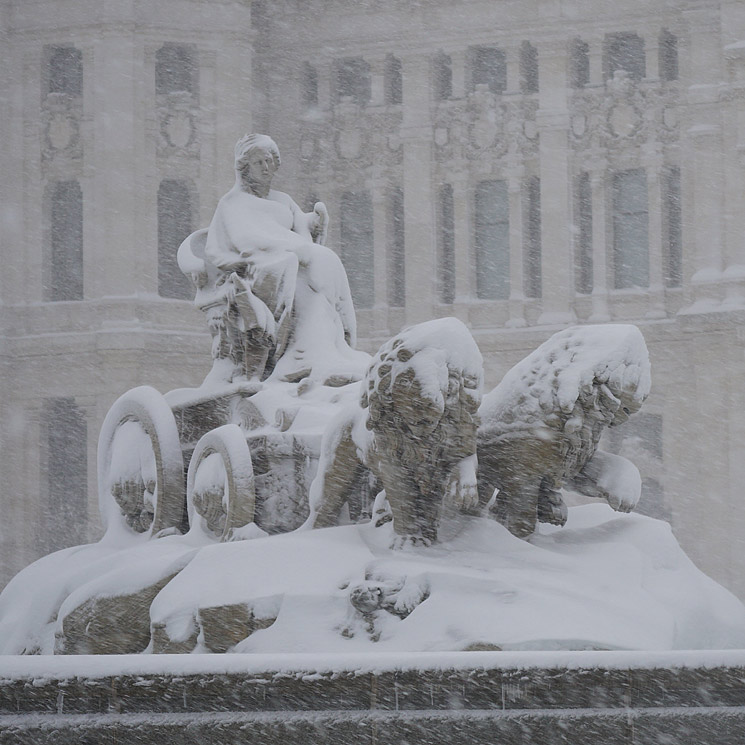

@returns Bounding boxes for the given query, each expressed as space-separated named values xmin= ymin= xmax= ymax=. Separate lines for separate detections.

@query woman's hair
xmin=234 ymin=133 xmax=281 ymax=171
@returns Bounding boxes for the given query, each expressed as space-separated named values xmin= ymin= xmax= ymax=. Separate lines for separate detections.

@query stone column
xmin=686 ymin=123 xmax=724 ymax=304
xmin=214 ymin=31 xmax=253 ymax=185
xmin=536 ymin=40 xmax=575 ymax=325
xmin=451 ymin=172 xmax=472 ymax=319
xmin=682 ymin=6 xmax=724 ymax=307
xmin=722 ymin=44 xmax=745 ymax=282
xmin=198 ymin=48 xmax=220 ymax=221
xmin=506 ymin=164 xmax=526 ymax=327
xmin=643 ymin=146 xmax=666 ymax=318
xmin=400 ymin=55 xmax=435 ymax=325
xmin=371 ymin=180 xmax=389 ymax=331
xmin=588 ymin=159 xmax=610 ymax=321
xmin=20 ymin=46 xmax=43 ymax=304
xmin=87 ymin=33 xmax=141 ymax=298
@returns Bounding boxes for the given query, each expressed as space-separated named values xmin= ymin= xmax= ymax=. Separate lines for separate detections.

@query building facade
xmin=3 ymin=0 xmax=745 ymax=600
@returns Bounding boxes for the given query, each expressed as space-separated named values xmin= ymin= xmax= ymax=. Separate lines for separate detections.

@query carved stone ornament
xmin=336 ymin=127 xmax=362 ymax=159
xmin=608 ymin=101 xmax=642 ymax=138
xmin=41 ymin=93 xmax=82 ymax=163
xmin=163 ymin=111 xmax=195 ymax=148
xmin=156 ymin=92 xmax=199 ymax=158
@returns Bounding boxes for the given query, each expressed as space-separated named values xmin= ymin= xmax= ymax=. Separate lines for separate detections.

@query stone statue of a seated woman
xmin=178 ymin=133 xmax=369 ymax=386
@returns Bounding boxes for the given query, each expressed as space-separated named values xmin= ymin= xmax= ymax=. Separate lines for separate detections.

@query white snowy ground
xmin=1 ymin=504 xmax=744 ymax=656
xmin=0 ymin=504 xmax=745 ymax=654
xmin=152 ymin=503 xmax=745 ymax=654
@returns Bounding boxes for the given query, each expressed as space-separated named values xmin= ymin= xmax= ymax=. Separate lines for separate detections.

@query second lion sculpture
xmin=308 ymin=317 xmax=483 ymax=548
xmin=477 ymin=324 xmax=651 ymax=538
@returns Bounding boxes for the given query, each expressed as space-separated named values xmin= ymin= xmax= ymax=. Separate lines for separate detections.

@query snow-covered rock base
xmin=2 ymin=503 xmax=744 ymax=656
xmin=152 ymin=503 xmax=745 ymax=654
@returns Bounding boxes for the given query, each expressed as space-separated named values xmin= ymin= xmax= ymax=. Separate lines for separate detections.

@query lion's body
xmin=477 ymin=325 xmax=651 ymax=538
xmin=309 ymin=318 xmax=482 ymax=547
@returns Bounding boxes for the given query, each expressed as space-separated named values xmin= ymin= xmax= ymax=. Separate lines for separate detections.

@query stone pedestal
xmin=2 ymin=652 xmax=745 ymax=744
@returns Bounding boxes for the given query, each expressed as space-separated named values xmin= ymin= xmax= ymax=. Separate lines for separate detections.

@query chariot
xmin=98 ymin=376 xmax=365 ymax=544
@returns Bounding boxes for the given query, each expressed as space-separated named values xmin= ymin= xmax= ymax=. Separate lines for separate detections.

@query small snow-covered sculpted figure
xmin=477 ymin=324 xmax=651 ymax=539
xmin=178 ymin=133 xmax=368 ymax=385
xmin=308 ymin=317 xmax=483 ymax=548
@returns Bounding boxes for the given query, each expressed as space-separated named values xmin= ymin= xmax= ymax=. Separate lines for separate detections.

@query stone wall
xmin=2 ymin=653 xmax=745 ymax=744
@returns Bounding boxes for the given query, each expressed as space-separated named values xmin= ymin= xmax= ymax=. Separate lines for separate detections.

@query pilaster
xmin=588 ymin=157 xmax=610 ymax=321
xmin=401 ymin=55 xmax=435 ymax=324
xmin=506 ymin=164 xmax=526 ymax=327
xmin=536 ymin=41 xmax=575 ymax=325
xmin=643 ymin=146 xmax=666 ymax=317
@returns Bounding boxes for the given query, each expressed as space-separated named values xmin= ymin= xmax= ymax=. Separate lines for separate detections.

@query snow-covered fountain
xmin=2 ymin=134 xmax=745 ymax=743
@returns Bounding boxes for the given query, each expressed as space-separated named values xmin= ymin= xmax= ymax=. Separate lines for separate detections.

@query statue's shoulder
xmin=267 ymin=190 xmax=298 ymax=210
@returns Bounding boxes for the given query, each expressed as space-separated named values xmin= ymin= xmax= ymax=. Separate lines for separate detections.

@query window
xmin=524 ymin=176 xmax=541 ymax=298
xmin=387 ymin=187 xmax=405 ymax=307
xmin=474 ymin=180 xmax=509 ymax=300
xmin=340 ymin=191 xmax=374 ymax=309
xmin=469 ymin=46 xmax=506 ymax=94
xmin=659 ymin=29 xmax=678 ymax=82
xmin=41 ymin=398 xmax=87 ymax=552
xmin=574 ymin=172 xmax=593 ymax=294
xmin=47 ymin=46 xmax=82 ymax=96
xmin=570 ymin=39 xmax=590 ymax=89
xmin=433 ymin=51 xmax=453 ymax=101
xmin=158 ymin=180 xmax=194 ymax=299
xmin=519 ymin=41 xmax=539 ymax=94
xmin=335 ymin=57 xmax=371 ymax=106
xmin=301 ymin=62 xmax=318 ymax=108
xmin=663 ymin=166 xmax=682 ymax=288
xmin=604 ymin=33 xmax=646 ymax=81
xmin=156 ymin=44 xmax=197 ymax=96
xmin=613 ymin=169 xmax=649 ymax=289
xmin=46 ymin=180 xmax=83 ymax=301
xmin=437 ymin=184 xmax=455 ymax=304
xmin=384 ymin=55 xmax=402 ymax=105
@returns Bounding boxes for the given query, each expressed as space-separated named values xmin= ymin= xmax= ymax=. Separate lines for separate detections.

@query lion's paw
xmin=389 ymin=533 xmax=431 ymax=551
xmin=536 ymin=490 xmax=568 ymax=526
xmin=448 ymin=454 xmax=479 ymax=512
xmin=606 ymin=489 xmax=639 ymax=513
xmin=451 ymin=479 xmax=479 ymax=511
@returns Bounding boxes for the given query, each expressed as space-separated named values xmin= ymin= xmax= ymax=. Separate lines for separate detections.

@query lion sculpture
xmin=477 ymin=324 xmax=651 ymax=539
xmin=308 ymin=317 xmax=483 ymax=548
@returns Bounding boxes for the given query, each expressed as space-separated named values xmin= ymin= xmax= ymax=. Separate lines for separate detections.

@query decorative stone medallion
xmin=163 ymin=111 xmax=195 ymax=149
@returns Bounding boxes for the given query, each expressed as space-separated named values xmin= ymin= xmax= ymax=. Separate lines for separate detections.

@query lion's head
xmin=359 ymin=318 xmax=482 ymax=471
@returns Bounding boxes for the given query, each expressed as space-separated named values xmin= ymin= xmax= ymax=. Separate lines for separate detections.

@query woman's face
xmin=241 ymin=147 xmax=278 ymax=196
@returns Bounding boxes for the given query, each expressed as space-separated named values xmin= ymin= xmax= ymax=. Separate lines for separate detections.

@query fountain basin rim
xmin=2 ymin=648 xmax=745 ymax=682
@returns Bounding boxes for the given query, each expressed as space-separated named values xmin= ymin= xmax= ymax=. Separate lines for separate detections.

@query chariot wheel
xmin=98 ymin=386 xmax=185 ymax=537
xmin=187 ymin=424 xmax=256 ymax=541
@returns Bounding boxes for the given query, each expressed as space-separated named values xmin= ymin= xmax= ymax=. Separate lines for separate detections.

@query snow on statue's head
xmin=234 ymin=133 xmax=281 ymax=173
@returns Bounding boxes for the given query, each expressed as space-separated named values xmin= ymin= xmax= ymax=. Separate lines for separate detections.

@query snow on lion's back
xmin=479 ymin=324 xmax=652 ymax=433
xmin=366 ymin=317 xmax=484 ymax=404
